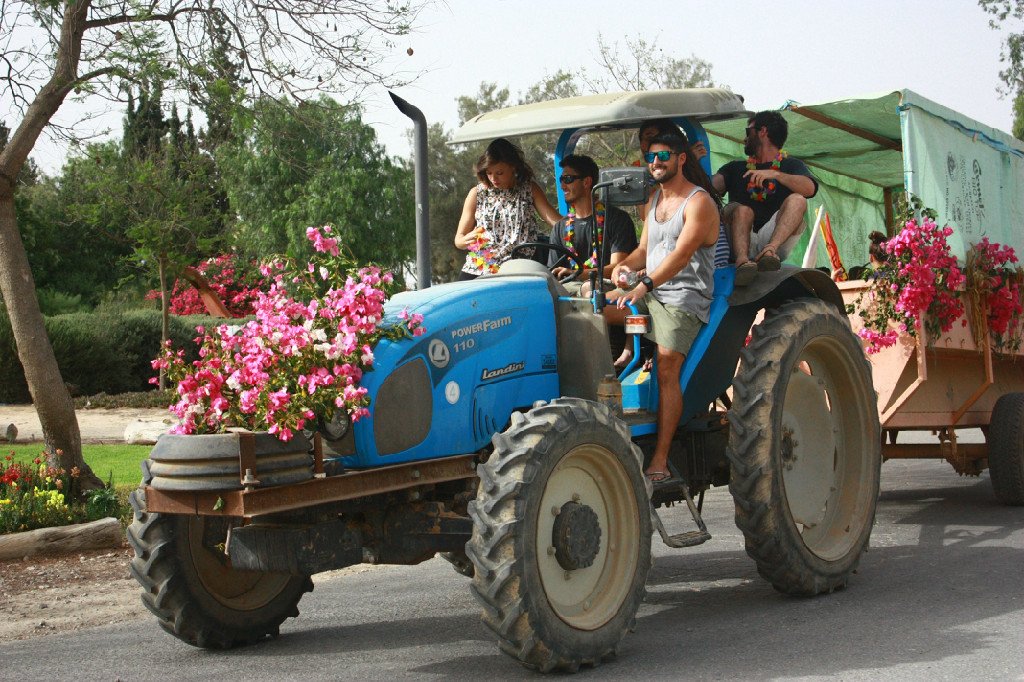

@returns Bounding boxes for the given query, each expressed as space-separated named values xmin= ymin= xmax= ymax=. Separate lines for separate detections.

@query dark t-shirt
xmin=717 ymin=157 xmax=818 ymax=231
xmin=548 ymin=205 xmax=638 ymax=268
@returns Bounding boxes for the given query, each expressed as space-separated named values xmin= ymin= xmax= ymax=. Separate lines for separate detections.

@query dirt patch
xmin=0 ymin=541 xmax=146 ymax=641
xmin=0 ymin=538 xmax=387 ymax=642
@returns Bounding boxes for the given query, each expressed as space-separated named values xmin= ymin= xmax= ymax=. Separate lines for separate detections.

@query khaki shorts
xmin=630 ymin=293 xmax=703 ymax=356
xmin=749 ymin=211 xmax=803 ymax=261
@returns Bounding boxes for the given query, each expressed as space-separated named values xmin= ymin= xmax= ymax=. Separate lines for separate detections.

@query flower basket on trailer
xmin=843 ymin=225 xmax=1024 ymax=479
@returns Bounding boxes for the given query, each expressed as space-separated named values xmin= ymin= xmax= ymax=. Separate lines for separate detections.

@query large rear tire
xmin=989 ymin=392 xmax=1024 ymax=505
xmin=466 ymin=398 xmax=652 ymax=672
xmin=727 ymin=299 xmax=881 ymax=595
xmin=127 ymin=489 xmax=313 ymax=648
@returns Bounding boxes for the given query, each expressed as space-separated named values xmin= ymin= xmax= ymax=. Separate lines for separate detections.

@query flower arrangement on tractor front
xmin=152 ymin=226 xmax=424 ymax=441
xmin=849 ymin=214 xmax=1023 ymax=355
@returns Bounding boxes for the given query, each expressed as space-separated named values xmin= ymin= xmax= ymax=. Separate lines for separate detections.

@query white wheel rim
xmin=535 ymin=444 xmax=641 ymax=630
xmin=780 ymin=339 xmax=875 ymax=561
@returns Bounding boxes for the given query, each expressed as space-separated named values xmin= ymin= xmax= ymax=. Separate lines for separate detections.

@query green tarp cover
xmin=704 ymin=90 xmax=1024 ymax=270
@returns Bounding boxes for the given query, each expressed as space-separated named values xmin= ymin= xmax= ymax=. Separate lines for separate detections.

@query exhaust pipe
xmin=389 ymin=92 xmax=431 ymax=289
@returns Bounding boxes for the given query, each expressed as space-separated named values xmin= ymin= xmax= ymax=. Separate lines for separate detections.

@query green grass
xmin=5 ymin=443 xmax=150 ymax=492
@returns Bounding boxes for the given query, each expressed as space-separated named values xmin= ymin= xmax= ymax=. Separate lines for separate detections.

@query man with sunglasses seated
xmin=711 ymin=110 xmax=818 ymax=286
xmin=608 ymin=133 xmax=721 ymax=486
xmin=548 ymin=154 xmax=638 ymax=293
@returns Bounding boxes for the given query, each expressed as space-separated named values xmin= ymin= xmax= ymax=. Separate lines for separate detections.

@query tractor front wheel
xmin=127 ymin=489 xmax=313 ymax=648
xmin=466 ymin=398 xmax=652 ymax=672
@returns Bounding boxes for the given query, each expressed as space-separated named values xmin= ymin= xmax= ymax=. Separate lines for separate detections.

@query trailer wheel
xmin=466 ymin=398 xmax=652 ymax=672
xmin=727 ymin=298 xmax=880 ymax=596
xmin=989 ymin=392 xmax=1024 ymax=505
xmin=127 ymin=489 xmax=313 ymax=648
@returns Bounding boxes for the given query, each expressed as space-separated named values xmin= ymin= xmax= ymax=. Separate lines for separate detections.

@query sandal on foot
xmin=645 ymin=470 xmax=676 ymax=488
xmin=756 ymin=245 xmax=781 ymax=272
xmin=734 ymin=261 xmax=757 ymax=286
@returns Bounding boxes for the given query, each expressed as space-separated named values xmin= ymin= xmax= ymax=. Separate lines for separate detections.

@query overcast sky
xmin=363 ymin=0 xmax=1016 ymax=152
xmin=13 ymin=0 xmax=1019 ymax=173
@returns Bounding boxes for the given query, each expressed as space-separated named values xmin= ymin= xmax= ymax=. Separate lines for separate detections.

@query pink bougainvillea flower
xmin=153 ymin=225 xmax=425 ymax=440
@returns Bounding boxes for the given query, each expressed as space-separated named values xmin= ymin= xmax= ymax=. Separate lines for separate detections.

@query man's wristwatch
xmin=640 ymin=275 xmax=655 ymax=290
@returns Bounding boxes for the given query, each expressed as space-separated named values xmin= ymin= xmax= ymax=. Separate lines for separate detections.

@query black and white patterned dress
xmin=461 ymin=180 xmax=538 ymax=277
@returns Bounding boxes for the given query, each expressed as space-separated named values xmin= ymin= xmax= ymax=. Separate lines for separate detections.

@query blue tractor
xmin=128 ymin=90 xmax=880 ymax=672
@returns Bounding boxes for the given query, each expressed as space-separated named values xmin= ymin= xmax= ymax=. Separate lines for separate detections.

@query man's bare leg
xmin=646 ymin=345 xmax=685 ymax=479
xmin=760 ymin=193 xmax=808 ymax=257
xmin=602 ymin=292 xmax=635 ymax=367
xmin=724 ymin=203 xmax=755 ymax=266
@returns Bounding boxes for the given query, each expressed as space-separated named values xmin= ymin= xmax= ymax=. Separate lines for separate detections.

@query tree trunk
xmin=0 ymin=0 xmax=103 ymax=494
xmin=0 ymin=196 xmax=103 ymax=492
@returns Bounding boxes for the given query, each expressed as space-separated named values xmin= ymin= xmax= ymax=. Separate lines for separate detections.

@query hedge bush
xmin=0 ymin=303 xmax=214 ymax=403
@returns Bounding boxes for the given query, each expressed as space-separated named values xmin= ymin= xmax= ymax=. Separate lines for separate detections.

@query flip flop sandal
xmin=646 ymin=470 xmax=679 ymax=489
xmin=734 ymin=261 xmax=758 ymax=286
xmin=756 ymin=246 xmax=781 ymax=272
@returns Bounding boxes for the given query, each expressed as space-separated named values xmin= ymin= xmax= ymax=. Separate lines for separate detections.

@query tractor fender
xmin=726 ymin=266 xmax=845 ymax=316
xmin=674 ymin=267 xmax=848 ymax=425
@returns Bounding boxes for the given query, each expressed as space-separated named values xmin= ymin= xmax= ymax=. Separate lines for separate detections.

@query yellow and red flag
xmin=820 ymin=211 xmax=847 ymax=281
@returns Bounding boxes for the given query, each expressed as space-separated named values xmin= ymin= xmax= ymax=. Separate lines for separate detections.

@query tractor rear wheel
xmin=727 ymin=299 xmax=880 ymax=595
xmin=989 ymin=392 xmax=1024 ymax=505
xmin=127 ymin=489 xmax=313 ymax=648
xmin=466 ymin=398 xmax=652 ymax=672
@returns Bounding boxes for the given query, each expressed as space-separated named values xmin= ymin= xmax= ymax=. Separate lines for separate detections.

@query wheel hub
xmin=551 ymin=501 xmax=602 ymax=570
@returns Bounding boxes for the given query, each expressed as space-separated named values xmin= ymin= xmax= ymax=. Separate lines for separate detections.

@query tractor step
xmin=654 ymin=525 xmax=712 ymax=548
xmin=651 ymin=470 xmax=711 ymax=549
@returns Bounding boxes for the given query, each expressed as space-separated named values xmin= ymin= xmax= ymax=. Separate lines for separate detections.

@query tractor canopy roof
xmin=451 ymin=88 xmax=748 ymax=143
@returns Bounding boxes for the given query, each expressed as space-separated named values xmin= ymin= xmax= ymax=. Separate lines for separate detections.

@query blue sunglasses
xmin=644 ymin=150 xmax=679 ymax=163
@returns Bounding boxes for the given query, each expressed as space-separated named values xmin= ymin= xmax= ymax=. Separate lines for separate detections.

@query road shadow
xmin=614 ymin=474 xmax=1024 ymax=679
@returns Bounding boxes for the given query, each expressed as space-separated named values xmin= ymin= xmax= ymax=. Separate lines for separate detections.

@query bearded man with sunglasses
xmin=548 ymin=154 xmax=638 ymax=288
xmin=607 ymin=133 xmax=720 ymax=486
xmin=712 ymin=110 xmax=818 ymax=286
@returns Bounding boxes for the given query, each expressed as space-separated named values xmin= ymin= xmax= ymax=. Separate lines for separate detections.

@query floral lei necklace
xmin=468 ymin=229 xmax=500 ymax=274
xmin=747 ymin=150 xmax=787 ymax=201
xmin=563 ymin=203 xmax=604 ymax=269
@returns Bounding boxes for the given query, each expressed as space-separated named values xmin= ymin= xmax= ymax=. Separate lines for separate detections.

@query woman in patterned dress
xmin=454 ymin=138 xmax=561 ymax=280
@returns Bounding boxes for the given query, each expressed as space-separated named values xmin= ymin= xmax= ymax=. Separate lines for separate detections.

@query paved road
xmin=2 ymin=458 xmax=1022 ymax=681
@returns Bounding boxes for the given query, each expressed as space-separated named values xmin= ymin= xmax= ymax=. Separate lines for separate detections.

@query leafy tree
xmin=124 ymin=82 xmax=171 ymax=159
xmin=1014 ymin=90 xmax=1024 ymax=139
xmin=192 ymin=7 xmax=248 ymax=152
xmin=220 ymin=97 xmax=415 ymax=278
xmin=28 ymin=143 xmax=136 ymax=307
xmin=69 ymin=85 xmax=230 ymax=389
xmin=0 ymin=0 xmax=422 ymax=491
xmin=981 ymin=0 xmax=1024 ymax=138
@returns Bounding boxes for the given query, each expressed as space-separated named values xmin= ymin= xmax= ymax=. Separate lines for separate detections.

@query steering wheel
xmin=510 ymin=242 xmax=585 ymax=283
